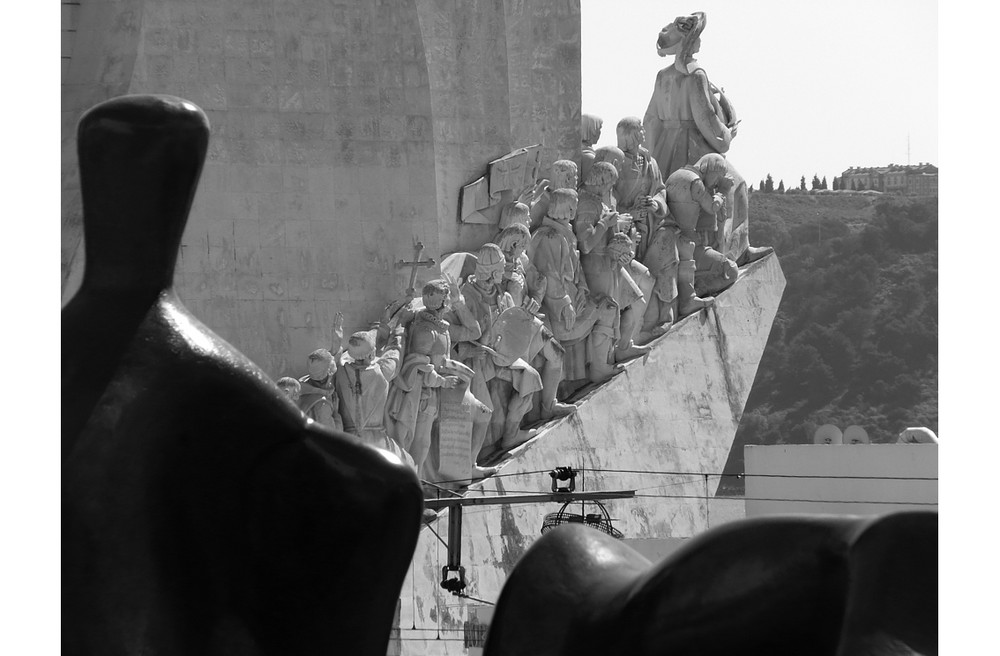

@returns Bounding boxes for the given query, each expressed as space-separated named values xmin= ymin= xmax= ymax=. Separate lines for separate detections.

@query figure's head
xmin=616 ymin=117 xmax=645 ymax=152
xmin=499 ymin=202 xmax=530 ymax=231
xmin=306 ymin=349 xmax=334 ymax=380
xmin=548 ymin=188 xmax=579 ymax=221
xmin=551 ymin=160 xmax=579 ymax=190
xmin=475 ymin=243 xmax=506 ymax=287
xmin=656 ymin=12 xmax=707 ymax=61
xmin=581 ymin=114 xmax=603 ymax=147
xmin=347 ymin=330 xmax=376 ymax=362
xmin=694 ymin=153 xmax=732 ymax=188
xmin=276 ymin=376 xmax=301 ymax=402
xmin=421 ymin=279 xmax=451 ymax=312
xmin=497 ymin=223 xmax=531 ymax=260
xmin=584 ymin=161 xmax=619 ymax=191
xmin=594 ymin=145 xmax=626 ymax=174
xmin=607 ymin=232 xmax=635 ymax=267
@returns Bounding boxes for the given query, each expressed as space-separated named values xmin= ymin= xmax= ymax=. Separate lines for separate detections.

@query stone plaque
xmin=432 ymin=379 xmax=474 ymax=486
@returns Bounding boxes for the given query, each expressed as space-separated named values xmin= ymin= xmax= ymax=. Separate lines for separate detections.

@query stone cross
xmin=396 ymin=239 xmax=436 ymax=297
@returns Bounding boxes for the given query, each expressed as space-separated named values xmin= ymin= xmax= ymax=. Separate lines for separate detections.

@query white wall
xmin=744 ymin=444 xmax=937 ymax=517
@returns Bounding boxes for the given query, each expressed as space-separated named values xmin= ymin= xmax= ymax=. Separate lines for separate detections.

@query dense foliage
xmin=719 ymin=193 xmax=938 ymax=494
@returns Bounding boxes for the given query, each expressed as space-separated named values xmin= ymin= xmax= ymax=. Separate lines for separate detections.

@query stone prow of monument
xmin=394 ymin=253 xmax=790 ymax=653
xmin=62 ymin=94 xmax=424 ymax=656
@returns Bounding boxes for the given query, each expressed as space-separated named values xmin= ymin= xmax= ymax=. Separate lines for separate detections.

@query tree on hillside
xmin=811 ymin=174 xmax=821 ymax=190
xmin=799 ymin=176 xmax=807 ymax=191
xmin=764 ymin=174 xmax=774 ymax=193
xmin=759 ymin=179 xmax=766 ymax=192
xmin=777 ymin=179 xmax=785 ymax=193
xmin=822 ymin=176 xmax=828 ymax=190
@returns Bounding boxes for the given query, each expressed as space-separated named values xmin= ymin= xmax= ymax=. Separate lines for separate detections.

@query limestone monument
xmin=62 ymin=94 xmax=422 ymax=656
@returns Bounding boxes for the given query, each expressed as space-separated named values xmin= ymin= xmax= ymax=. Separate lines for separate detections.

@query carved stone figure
xmin=664 ymin=153 xmax=740 ymax=311
xmin=497 ymin=224 xmax=576 ymax=427
xmin=276 ymin=376 xmax=302 ymax=401
xmin=643 ymin=12 xmax=771 ymax=265
xmin=644 ymin=13 xmax=730 ymax=180
xmin=580 ymin=113 xmax=603 ymax=183
xmin=575 ymin=161 xmax=650 ymax=364
xmin=497 ymin=223 xmax=544 ymax=313
xmin=385 ymin=280 xmax=466 ymax=477
xmin=484 ymin=513 xmax=938 ymax=656
xmin=62 ymin=95 xmax=422 ymax=656
xmin=527 ymin=188 xmax=619 ymax=386
xmin=613 ymin=117 xmax=668 ymax=263
xmin=453 ymin=244 xmax=545 ymax=450
xmin=335 ymin=329 xmax=415 ymax=470
xmin=498 ymin=200 xmax=531 ymax=232
xmin=527 ymin=159 xmax=580 ymax=230
xmin=298 ymin=348 xmax=344 ymax=431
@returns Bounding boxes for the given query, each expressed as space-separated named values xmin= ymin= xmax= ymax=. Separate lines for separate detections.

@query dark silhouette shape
xmin=62 ymin=95 xmax=423 ymax=656
xmin=484 ymin=512 xmax=937 ymax=656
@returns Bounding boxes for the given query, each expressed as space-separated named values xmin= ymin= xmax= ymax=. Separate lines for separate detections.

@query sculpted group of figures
xmin=278 ymin=12 xmax=772 ymax=487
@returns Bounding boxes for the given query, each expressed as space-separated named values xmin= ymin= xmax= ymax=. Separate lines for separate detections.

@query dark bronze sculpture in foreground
xmin=485 ymin=512 xmax=937 ymax=656
xmin=61 ymin=95 xmax=423 ymax=656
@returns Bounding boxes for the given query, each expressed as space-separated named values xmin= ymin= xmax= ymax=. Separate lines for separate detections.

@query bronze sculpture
xmin=62 ymin=95 xmax=423 ymax=656
xmin=484 ymin=513 xmax=937 ymax=656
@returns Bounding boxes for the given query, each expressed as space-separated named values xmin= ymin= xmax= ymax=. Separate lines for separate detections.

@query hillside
xmin=718 ymin=191 xmax=938 ymax=495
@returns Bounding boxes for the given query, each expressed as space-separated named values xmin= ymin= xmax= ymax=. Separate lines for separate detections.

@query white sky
xmin=581 ymin=0 xmax=938 ymax=187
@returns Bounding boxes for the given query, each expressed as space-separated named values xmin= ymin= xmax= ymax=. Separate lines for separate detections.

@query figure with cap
xmin=293 ymin=312 xmax=346 ymax=429
xmin=298 ymin=350 xmax=343 ymax=431
xmin=643 ymin=12 xmax=771 ymax=266
xmin=335 ymin=326 xmax=416 ymax=470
